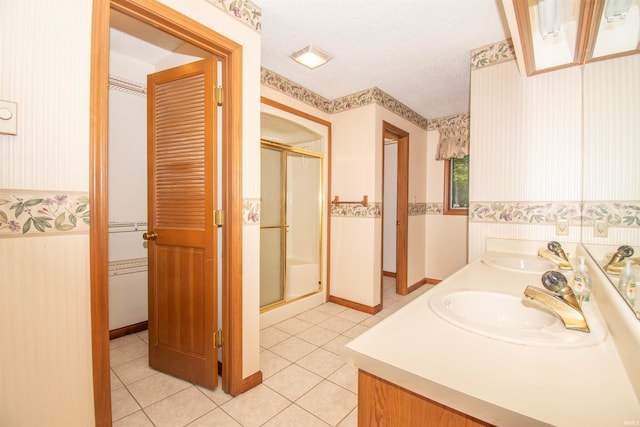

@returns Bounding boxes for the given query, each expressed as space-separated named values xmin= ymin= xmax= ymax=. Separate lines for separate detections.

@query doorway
xmin=90 ymin=0 xmax=245 ymax=424
xmin=381 ymin=121 xmax=409 ymax=296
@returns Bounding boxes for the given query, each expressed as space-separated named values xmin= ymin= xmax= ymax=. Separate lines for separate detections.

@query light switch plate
xmin=556 ymin=219 xmax=569 ymax=236
xmin=0 ymin=100 xmax=17 ymax=135
xmin=594 ymin=220 xmax=608 ymax=237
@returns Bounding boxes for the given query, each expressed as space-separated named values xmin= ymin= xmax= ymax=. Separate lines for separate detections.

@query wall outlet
xmin=594 ymin=220 xmax=608 ymax=237
xmin=0 ymin=99 xmax=17 ymax=135
xmin=556 ymin=219 xmax=569 ymax=236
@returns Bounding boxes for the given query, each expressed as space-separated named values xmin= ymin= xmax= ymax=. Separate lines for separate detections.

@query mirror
xmin=582 ymin=53 xmax=640 ymax=318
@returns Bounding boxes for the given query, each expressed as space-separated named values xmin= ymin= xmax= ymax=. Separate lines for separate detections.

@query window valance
xmin=435 ymin=124 xmax=469 ymax=160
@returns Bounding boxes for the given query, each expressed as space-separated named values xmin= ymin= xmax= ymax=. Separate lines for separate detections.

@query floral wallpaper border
xmin=0 ymin=190 xmax=90 ymax=237
xmin=470 ymin=201 xmax=640 ymax=229
xmin=409 ymin=203 xmax=444 ymax=216
xmin=470 ymin=39 xmax=516 ymax=70
xmin=428 ymin=114 xmax=469 ymax=132
xmin=331 ymin=202 xmax=381 ymax=218
xmin=207 ymin=0 xmax=262 ymax=32
xmin=582 ymin=201 xmax=640 ymax=227
xmin=243 ymin=198 xmax=260 ymax=224
xmin=261 ymin=67 xmax=430 ymax=131
xmin=470 ymin=201 xmax=581 ymax=225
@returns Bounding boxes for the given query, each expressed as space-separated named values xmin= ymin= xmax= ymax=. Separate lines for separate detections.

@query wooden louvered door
xmin=145 ymin=58 xmax=218 ymax=389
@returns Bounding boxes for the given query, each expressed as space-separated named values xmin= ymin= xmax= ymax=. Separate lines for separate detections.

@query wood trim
xmin=90 ymin=1 xmax=246 ymax=422
xmin=382 ymin=121 xmax=409 ymax=296
xmin=260 ymin=96 xmax=333 ymax=304
xmin=89 ymin=1 xmax=111 ymax=425
xmin=240 ymin=370 xmax=263 ymax=393
xmin=443 ymin=158 xmax=468 ymax=216
xmin=358 ymin=370 xmax=494 ymax=427
xmin=512 ymin=0 xmax=536 ymax=76
xmin=575 ymin=0 xmax=599 ymax=63
xmin=329 ymin=295 xmax=382 ymax=315
xmin=382 ymin=271 xmax=397 ymax=278
xmin=109 ymin=321 xmax=148 ymax=340
xmin=425 ymin=278 xmax=442 ymax=285
xmin=406 ymin=278 xmax=427 ymax=293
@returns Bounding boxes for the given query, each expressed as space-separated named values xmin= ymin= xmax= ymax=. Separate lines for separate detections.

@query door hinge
xmin=215 ymin=86 xmax=224 ymax=106
xmin=214 ymin=329 xmax=224 ymax=348
xmin=214 ymin=209 xmax=224 ymax=227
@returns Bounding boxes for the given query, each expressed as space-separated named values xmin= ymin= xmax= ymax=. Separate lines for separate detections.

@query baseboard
xmin=382 ymin=271 xmax=397 ymax=278
xmin=240 ymin=370 xmax=263 ymax=394
xmin=407 ymin=278 xmax=427 ymax=293
xmin=425 ymin=278 xmax=442 ymax=285
xmin=329 ymin=295 xmax=382 ymax=314
xmin=109 ymin=321 xmax=148 ymax=340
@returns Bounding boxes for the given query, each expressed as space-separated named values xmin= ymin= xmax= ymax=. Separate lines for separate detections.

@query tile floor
xmin=110 ymin=278 xmax=434 ymax=426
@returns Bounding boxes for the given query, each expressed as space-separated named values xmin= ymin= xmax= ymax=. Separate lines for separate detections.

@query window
xmin=444 ymin=155 xmax=469 ymax=215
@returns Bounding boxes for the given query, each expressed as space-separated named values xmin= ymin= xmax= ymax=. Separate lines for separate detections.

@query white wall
xmin=108 ymin=51 xmax=152 ymax=330
xmin=330 ymin=104 xmax=379 ymax=306
xmin=582 ymin=55 xmax=640 ymax=246
xmin=383 ymin=143 xmax=397 ymax=273
xmin=0 ymin=2 xmax=262 ymax=424
xmin=425 ymin=129 xmax=468 ymax=279
xmin=0 ymin=1 xmax=94 ymax=425
xmin=469 ymin=59 xmax=582 ymax=260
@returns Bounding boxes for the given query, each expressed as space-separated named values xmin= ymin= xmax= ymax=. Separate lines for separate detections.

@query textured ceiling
xmin=260 ymin=0 xmax=511 ymax=119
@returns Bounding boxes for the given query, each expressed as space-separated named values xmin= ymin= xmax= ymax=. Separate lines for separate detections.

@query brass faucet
xmin=603 ymin=245 xmax=635 ymax=273
xmin=523 ymin=271 xmax=590 ymax=332
xmin=537 ymin=241 xmax=572 ymax=270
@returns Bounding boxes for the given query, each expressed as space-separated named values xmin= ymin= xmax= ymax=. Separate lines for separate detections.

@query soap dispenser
xmin=573 ymin=256 xmax=591 ymax=305
xmin=618 ymin=259 xmax=637 ymax=306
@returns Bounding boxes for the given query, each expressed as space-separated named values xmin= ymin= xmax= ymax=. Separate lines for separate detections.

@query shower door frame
xmin=260 ymin=140 xmax=324 ymax=312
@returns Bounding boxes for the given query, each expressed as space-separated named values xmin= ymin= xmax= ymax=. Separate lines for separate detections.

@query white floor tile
xmin=112 ymin=410 xmax=155 ymax=427
xmin=220 ymin=384 xmax=290 ymax=426
xmin=296 ymin=325 xmax=339 ymax=347
xmin=260 ymin=349 xmax=292 ymax=379
xmin=269 ymin=336 xmax=317 ymax=362
xmin=296 ymin=380 xmax=357 ymax=426
xmin=264 ymin=364 xmax=322 ymax=401
xmin=127 ymin=372 xmax=191 ymax=408
xmin=144 ymin=386 xmax=216 ymax=427
xmin=111 ymin=386 xmax=141 ymax=421
xmin=188 ymin=408 xmax=241 ymax=426
xmin=296 ymin=348 xmax=345 ymax=378
xmin=262 ymin=404 xmax=330 ymax=427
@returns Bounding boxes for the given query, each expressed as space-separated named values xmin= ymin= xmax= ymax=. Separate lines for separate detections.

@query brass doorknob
xmin=142 ymin=231 xmax=157 ymax=241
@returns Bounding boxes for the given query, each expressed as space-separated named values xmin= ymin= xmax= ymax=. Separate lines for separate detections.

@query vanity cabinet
xmin=358 ymin=370 xmax=493 ymax=427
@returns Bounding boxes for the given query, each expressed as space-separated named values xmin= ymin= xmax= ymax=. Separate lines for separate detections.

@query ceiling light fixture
xmin=290 ymin=45 xmax=332 ymax=69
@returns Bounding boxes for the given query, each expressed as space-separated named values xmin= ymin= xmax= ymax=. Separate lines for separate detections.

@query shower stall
xmin=260 ymin=140 xmax=324 ymax=310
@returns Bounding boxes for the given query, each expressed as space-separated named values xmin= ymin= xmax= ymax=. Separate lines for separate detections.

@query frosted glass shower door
xmin=260 ymin=141 xmax=323 ymax=310
xmin=260 ymin=146 xmax=285 ymax=307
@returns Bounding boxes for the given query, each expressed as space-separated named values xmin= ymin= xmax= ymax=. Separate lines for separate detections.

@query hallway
xmin=110 ymin=278 xmax=434 ymax=426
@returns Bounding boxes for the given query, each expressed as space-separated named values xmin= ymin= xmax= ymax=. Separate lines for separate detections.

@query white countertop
xmin=344 ymin=252 xmax=640 ymax=426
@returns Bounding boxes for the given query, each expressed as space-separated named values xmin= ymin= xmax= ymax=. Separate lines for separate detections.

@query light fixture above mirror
xmin=502 ymin=0 xmax=640 ymax=76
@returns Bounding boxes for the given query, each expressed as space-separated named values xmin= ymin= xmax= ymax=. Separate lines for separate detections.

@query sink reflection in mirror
xmin=429 ymin=289 xmax=607 ymax=348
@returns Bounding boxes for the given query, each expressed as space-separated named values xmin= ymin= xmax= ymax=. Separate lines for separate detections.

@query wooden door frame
xmin=90 ymin=1 xmax=245 ymax=424
xmin=381 ymin=121 xmax=409 ymax=296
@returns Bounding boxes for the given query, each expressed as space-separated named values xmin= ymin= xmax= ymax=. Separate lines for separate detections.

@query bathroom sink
xmin=482 ymin=255 xmax=557 ymax=273
xmin=428 ymin=289 xmax=607 ymax=348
